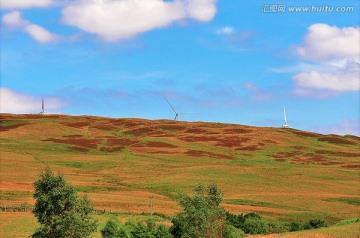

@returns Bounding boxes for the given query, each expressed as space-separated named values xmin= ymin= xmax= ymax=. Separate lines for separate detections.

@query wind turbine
xmin=164 ymin=97 xmax=180 ymax=120
xmin=39 ymin=97 xmax=45 ymax=114
xmin=282 ymin=106 xmax=289 ymax=128
xmin=164 ymin=97 xmax=196 ymax=121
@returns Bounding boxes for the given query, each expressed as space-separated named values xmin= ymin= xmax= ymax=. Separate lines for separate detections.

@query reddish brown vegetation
xmin=224 ymin=128 xmax=252 ymax=134
xmin=180 ymin=136 xmax=219 ymax=143
xmin=60 ymin=121 xmax=91 ymax=128
xmin=216 ymin=137 xmax=249 ymax=147
xmin=273 ymin=151 xmax=303 ymax=159
xmin=44 ymin=137 xmax=100 ymax=149
xmin=159 ymin=125 xmax=186 ymax=131
xmin=342 ymin=164 xmax=360 ymax=169
xmin=318 ymin=136 xmax=356 ymax=145
xmin=135 ymin=141 xmax=178 ymax=148
xmin=315 ymin=150 xmax=360 ymax=157
xmin=237 ymin=145 xmax=259 ymax=151
xmin=291 ymin=130 xmax=322 ymax=138
xmin=106 ymin=138 xmax=139 ymax=147
xmin=185 ymin=128 xmax=208 ymax=134
xmin=0 ymin=123 xmax=27 ymax=132
xmin=124 ymin=127 xmax=154 ymax=136
xmin=93 ymin=124 xmax=118 ymax=131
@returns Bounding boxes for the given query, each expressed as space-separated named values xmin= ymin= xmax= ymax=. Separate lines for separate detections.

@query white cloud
xmin=293 ymin=70 xmax=360 ymax=92
xmin=2 ymin=11 xmax=27 ymax=27
xmin=0 ymin=0 xmax=52 ymax=9
xmin=216 ymin=26 xmax=234 ymax=35
xmin=25 ymin=24 xmax=57 ymax=43
xmin=2 ymin=11 xmax=58 ymax=43
xmin=289 ymin=23 xmax=360 ymax=94
xmin=310 ymin=119 xmax=360 ymax=136
xmin=0 ymin=88 xmax=65 ymax=114
xmin=296 ymin=23 xmax=360 ymax=61
xmin=62 ymin=0 xmax=217 ymax=42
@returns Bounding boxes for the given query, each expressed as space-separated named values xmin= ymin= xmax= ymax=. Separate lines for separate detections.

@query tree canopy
xmin=32 ymin=168 xmax=97 ymax=238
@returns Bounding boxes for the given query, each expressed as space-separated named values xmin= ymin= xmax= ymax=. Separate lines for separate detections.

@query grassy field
xmin=1 ymin=114 xmax=359 ymax=236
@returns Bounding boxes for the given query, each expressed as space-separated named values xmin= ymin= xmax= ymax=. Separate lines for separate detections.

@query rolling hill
xmin=0 ymin=113 xmax=359 ymax=235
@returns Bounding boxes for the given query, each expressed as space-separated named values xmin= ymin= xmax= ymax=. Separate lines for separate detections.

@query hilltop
xmin=1 ymin=113 xmax=359 ymax=225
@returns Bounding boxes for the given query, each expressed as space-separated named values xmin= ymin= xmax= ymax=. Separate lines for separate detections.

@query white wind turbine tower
xmin=39 ymin=97 xmax=45 ymax=114
xmin=282 ymin=106 xmax=289 ymax=128
xmin=164 ymin=97 xmax=195 ymax=121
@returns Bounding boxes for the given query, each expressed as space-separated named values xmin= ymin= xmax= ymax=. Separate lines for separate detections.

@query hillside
xmin=1 ymin=113 xmax=359 ymax=226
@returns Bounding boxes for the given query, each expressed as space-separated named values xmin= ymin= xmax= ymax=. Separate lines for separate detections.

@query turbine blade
xmin=164 ymin=97 xmax=177 ymax=114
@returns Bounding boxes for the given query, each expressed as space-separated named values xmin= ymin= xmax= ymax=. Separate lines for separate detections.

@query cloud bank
xmin=62 ymin=0 xmax=217 ymax=41
xmin=2 ymin=11 xmax=58 ymax=43
xmin=292 ymin=23 xmax=360 ymax=94
xmin=0 ymin=87 xmax=65 ymax=114
xmin=0 ymin=0 xmax=52 ymax=9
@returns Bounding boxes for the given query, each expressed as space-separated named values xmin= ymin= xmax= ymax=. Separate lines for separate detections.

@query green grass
xmin=325 ymin=197 xmax=360 ymax=206
xmin=223 ymin=199 xmax=301 ymax=211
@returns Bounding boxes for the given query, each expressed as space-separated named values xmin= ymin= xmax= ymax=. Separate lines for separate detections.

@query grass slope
xmin=1 ymin=114 xmax=359 ymax=235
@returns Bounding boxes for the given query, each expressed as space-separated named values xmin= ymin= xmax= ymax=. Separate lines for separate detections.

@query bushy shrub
xmin=223 ymin=225 xmax=246 ymax=238
xmin=289 ymin=221 xmax=302 ymax=232
xmin=303 ymin=219 xmax=327 ymax=230
xmin=242 ymin=217 xmax=268 ymax=234
xmin=101 ymin=219 xmax=128 ymax=238
xmin=170 ymin=184 xmax=226 ymax=238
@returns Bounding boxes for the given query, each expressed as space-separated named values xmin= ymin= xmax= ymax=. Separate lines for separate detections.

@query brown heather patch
xmin=134 ymin=141 xmax=178 ymax=148
xmin=44 ymin=137 xmax=100 ymax=149
xmin=216 ymin=137 xmax=249 ymax=147
xmin=0 ymin=123 xmax=27 ymax=132
xmin=124 ymin=127 xmax=154 ymax=136
xmin=158 ymin=125 xmax=186 ymax=131
xmin=341 ymin=164 xmax=360 ymax=169
xmin=185 ymin=128 xmax=208 ymax=134
xmin=60 ymin=121 xmax=91 ymax=128
xmin=291 ymin=130 xmax=322 ymax=138
xmin=106 ymin=138 xmax=139 ymax=147
xmin=237 ymin=145 xmax=259 ymax=151
xmin=185 ymin=150 xmax=233 ymax=160
xmin=92 ymin=123 xmax=118 ymax=131
xmin=273 ymin=151 xmax=303 ymax=159
xmin=263 ymin=139 xmax=278 ymax=145
xmin=290 ymin=154 xmax=343 ymax=166
xmin=69 ymin=146 xmax=91 ymax=152
xmin=315 ymin=150 xmax=360 ymax=157
xmin=318 ymin=136 xmax=356 ymax=145
xmin=99 ymin=146 xmax=125 ymax=153
xmin=292 ymin=146 xmax=308 ymax=150
xmin=224 ymin=128 xmax=252 ymax=134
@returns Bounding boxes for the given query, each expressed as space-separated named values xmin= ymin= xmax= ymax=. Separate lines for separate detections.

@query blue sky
xmin=1 ymin=0 xmax=359 ymax=135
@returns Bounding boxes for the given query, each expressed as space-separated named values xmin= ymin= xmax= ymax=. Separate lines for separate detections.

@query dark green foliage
xmin=244 ymin=212 xmax=261 ymax=220
xmin=225 ymin=212 xmax=245 ymax=229
xmin=223 ymin=225 xmax=246 ymax=238
xmin=241 ymin=218 xmax=268 ymax=234
xmin=101 ymin=219 xmax=129 ymax=238
xmin=265 ymin=219 xmax=289 ymax=233
xmin=102 ymin=219 xmax=171 ymax=238
xmin=170 ymin=183 xmax=226 ymax=238
xmin=303 ymin=219 xmax=327 ymax=230
xmin=289 ymin=221 xmax=303 ymax=232
xmin=32 ymin=169 xmax=97 ymax=238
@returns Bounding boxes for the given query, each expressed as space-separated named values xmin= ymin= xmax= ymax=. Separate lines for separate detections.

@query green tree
xmin=170 ymin=183 xmax=226 ymax=238
xmin=32 ymin=169 xmax=97 ymax=238
xmin=101 ymin=219 xmax=129 ymax=238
